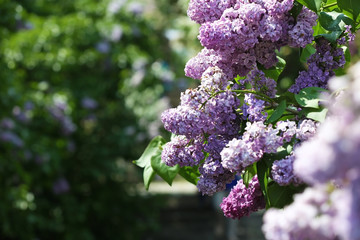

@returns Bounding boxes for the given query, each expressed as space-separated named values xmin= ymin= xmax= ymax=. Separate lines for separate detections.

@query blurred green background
xmin=0 ymin=0 xmax=201 ymax=239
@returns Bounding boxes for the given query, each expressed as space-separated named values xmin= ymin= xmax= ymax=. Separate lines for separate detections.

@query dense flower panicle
xmin=242 ymin=94 xmax=267 ymax=122
xmin=289 ymin=38 xmax=346 ymax=93
xmin=204 ymin=134 xmax=231 ymax=158
xmin=197 ymin=170 xmax=234 ymax=195
xmin=200 ymin=66 xmax=230 ymax=91
xmin=263 ymin=186 xmax=337 ymax=240
xmin=221 ymin=137 xmax=262 ymax=172
xmin=288 ymin=7 xmax=317 ymax=48
xmin=221 ymin=122 xmax=282 ymax=172
xmin=276 ymin=120 xmax=297 ymax=142
xmin=220 ymin=175 xmax=265 ymax=219
xmin=296 ymin=119 xmax=318 ymax=141
xmin=271 ymin=155 xmax=302 ymax=186
xmin=264 ymin=0 xmax=294 ymax=16
xmin=162 ymin=86 xmax=240 ymax=138
xmin=187 ymin=0 xmax=235 ymax=24
xmin=197 ymin=156 xmax=235 ymax=195
xmin=241 ymin=69 xmax=277 ymax=97
xmin=294 ymin=63 xmax=360 ymax=185
xmin=161 ymin=135 xmax=204 ymax=167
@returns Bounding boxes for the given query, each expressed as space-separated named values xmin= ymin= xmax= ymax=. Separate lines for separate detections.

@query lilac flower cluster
xmin=263 ymin=62 xmax=360 ymax=240
xmin=220 ymin=175 xmax=265 ymax=219
xmin=161 ymin=135 xmax=204 ymax=167
xmin=0 ymin=118 xmax=24 ymax=148
xmin=221 ymin=121 xmax=282 ymax=172
xmin=185 ymin=0 xmax=317 ymax=80
xmin=289 ymin=38 xmax=346 ymax=93
xmin=263 ymin=186 xmax=338 ymax=240
xmin=271 ymin=155 xmax=302 ymax=186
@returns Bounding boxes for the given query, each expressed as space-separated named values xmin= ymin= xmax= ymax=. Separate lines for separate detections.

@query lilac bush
xmin=135 ymin=0 xmax=360 ymax=239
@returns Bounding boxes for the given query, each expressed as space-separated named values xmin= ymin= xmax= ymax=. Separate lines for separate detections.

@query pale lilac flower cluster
xmin=264 ymin=62 xmax=360 ymax=240
xmin=221 ymin=121 xmax=282 ymax=172
xmin=263 ymin=186 xmax=337 ymax=240
xmin=289 ymin=38 xmax=346 ymax=93
xmin=186 ymin=0 xmax=317 ymax=80
xmin=271 ymin=155 xmax=302 ymax=186
xmin=220 ymin=175 xmax=265 ymax=219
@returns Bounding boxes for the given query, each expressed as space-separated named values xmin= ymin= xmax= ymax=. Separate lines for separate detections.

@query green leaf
xmin=342 ymin=45 xmax=351 ymax=62
xmin=178 ymin=166 xmax=200 ymax=185
xmin=267 ymin=183 xmax=300 ymax=209
xmin=338 ymin=0 xmax=360 ymax=22
xmin=133 ymin=136 xmax=166 ymax=190
xmin=295 ymin=87 xmax=327 ymax=109
xmin=267 ymin=100 xmax=287 ymax=123
xmin=304 ymin=107 xmax=328 ymax=122
xmin=318 ymin=30 xmax=343 ymax=43
xmin=274 ymin=92 xmax=297 ymax=105
xmin=319 ymin=11 xmax=353 ymax=31
xmin=242 ymin=163 xmax=257 ymax=188
xmin=134 ymin=136 xmax=166 ymax=168
xmin=256 ymin=160 xmax=271 ymax=208
xmin=260 ymin=56 xmax=286 ymax=81
xmin=296 ymin=0 xmax=321 ymax=12
xmin=151 ymin=154 xmax=180 ymax=186
xmin=300 ymin=44 xmax=316 ymax=63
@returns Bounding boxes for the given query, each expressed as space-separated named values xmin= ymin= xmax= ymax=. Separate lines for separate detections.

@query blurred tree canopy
xmin=0 ymin=0 xmax=198 ymax=239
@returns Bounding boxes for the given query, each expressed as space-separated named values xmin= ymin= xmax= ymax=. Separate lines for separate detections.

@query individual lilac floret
xmin=276 ymin=120 xmax=297 ymax=142
xmin=296 ymin=119 xmax=318 ymax=141
xmin=187 ymin=0 xmax=235 ymax=24
xmin=220 ymin=175 xmax=265 ymax=219
xmin=272 ymin=155 xmax=302 ymax=186
xmin=161 ymin=135 xmax=204 ymax=167
xmin=262 ymin=186 xmax=337 ymax=240
xmin=288 ymin=7 xmax=317 ymax=48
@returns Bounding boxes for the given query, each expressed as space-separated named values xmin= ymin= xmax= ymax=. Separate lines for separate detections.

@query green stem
xmin=231 ymin=89 xmax=275 ymax=103
xmin=322 ymin=1 xmax=337 ymax=10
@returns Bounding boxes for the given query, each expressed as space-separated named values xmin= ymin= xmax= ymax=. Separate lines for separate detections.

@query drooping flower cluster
xmin=185 ymin=0 xmax=317 ymax=80
xmin=220 ymin=175 xmax=265 ymax=219
xmin=263 ymin=62 xmax=360 ymax=240
xmin=289 ymin=37 xmax=346 ymax=93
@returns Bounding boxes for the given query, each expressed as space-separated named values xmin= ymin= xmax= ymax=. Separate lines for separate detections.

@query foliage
xmin=0 ymin=0 xmax=194 ymax=239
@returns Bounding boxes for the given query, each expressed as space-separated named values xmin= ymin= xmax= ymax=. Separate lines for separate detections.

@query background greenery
xmin=0 ymin=0 xmax=200 ymax=239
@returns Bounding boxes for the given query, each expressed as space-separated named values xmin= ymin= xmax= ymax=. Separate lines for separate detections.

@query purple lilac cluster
xmin=161 ymin=135 xmax=204 ymax=167
xmin=289 ymin=37 xmax=346 ymax=93
xmin=337 ymin=25 xmax=356 ymax=44
xmin=271 ymin=155 xmax=302 ymax=186
xmin=220 ymin=175 xmax=265 ymax=219
xmin=264 ymin=62 xmax=360 ymax=240
xmin=185 ymin=0 xmax=317 ymax=80
xmin=240 ymin=69 xmax=277 ymax=122
xmin=0 ymin=118 xmax=24 ymax=148
xmin=48 ymin=102 xmax=77 ymax=136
